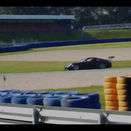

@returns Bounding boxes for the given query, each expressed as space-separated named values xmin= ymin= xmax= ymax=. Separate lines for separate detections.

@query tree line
xmin=0 ymin=7 xmax=131 ymax=25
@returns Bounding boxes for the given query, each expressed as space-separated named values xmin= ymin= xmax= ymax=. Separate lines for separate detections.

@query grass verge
xmin=0 ymin=60 xmax=131 ymax=74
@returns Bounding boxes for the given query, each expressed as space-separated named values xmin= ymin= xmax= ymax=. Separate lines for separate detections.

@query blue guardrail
xmin=0 ymin=37 xmax=131 ymax=53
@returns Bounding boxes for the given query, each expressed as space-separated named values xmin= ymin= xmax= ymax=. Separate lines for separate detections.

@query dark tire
xmin=0 ymin=92 xmax=8 ymax=96
xmin=64 ymin=69 xmax=69 ymax=71
xmin=23 ymin=92 xmax=37 ymax=97
xmin=0 ymin=89 xmax=20 ymax=94
xmin=47 ymin=91 xmax=62 ymax=95
xmin=37 ymin=93 xmax=53 ymax=97
xmin=27 ymin=96 xmax=45 ymax=105
xmin=99 ymin=63 xmax=106 ymax=69
xmin=54 ymin=91 xmax=79 ymax=98
xmin=61 ymin=96 xmax=91 ymax=108
xmin=9 ymin=92 xmax=23 ymax=97
xmin=91 ymin=102 xmax=101 ymax=109
xmin=0 ymin=95 xmax=12 ymax=103
xmin=58 ymin=91 xmax=79 ymax=95
xmin=117 ymin=76 xmax=131 ymax=84
xmin=72 ymin=92 xmax=99 ymax=103
xmin=21 ymin=91 xmax=33 ymax=94
xmin=54 ymin=93 xmax=71 ymax=98
xmin=11 ymin=96 xmax=29 ymax=104
xmin=34 ymin=91 xmax=46 ymax=94
xmin=73 ymin=65 xmax=79 ymax=70
xmin=66 ymin=91 xmax=79 ymax=95
xmin=43 ymin=96 xmax=62 ymax=106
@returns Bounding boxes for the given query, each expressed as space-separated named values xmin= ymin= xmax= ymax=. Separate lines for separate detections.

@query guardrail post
xmin=32 ymin=108 xmax=39 ymax=124
xmin=98 ymin=113 xmax=106 ymax=124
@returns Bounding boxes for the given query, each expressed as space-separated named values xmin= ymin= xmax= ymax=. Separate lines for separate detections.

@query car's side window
xmin=91 ymin=59 xmax=96 ymax=62
xmin=86 ymin=58 xmax=92 ymax=62
xmin=96 ymin=58 xmax=100 ymax=61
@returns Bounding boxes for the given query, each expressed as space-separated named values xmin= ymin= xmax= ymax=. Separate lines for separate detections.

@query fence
xmin=82 ymin=23 xmax=131 ymax=31
xmin=0 ymin=102 xmax=131 ymax=124
xmin=12 ymin=38 xmax=38 ymax=46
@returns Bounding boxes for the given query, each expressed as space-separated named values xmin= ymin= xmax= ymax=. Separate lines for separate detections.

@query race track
xmin=0 ymin=48 xmax=131 ymax=61
xmin=0 ymin=48 xmax=131 ymax=91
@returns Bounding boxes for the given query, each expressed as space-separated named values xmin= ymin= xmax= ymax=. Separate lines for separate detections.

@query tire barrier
xmin=104 ymin=89 xmax=117 ymax=95
xmin=62 ymin=91 xmax=79 ymax=95
xmin=0 ymin=95 xmax=13 ymax=103
xmin=104 ymin=76 xmax=117 ymax=83
xmin=117 ymin=76 xmax=131 ymax=111
xmin=103 ymin=82 xmax=117 ymax=89
xmin=22 ymin=92 xmax=37 ymax=97
xmin=91 ymin=102 xmax=101 ymax=109
xmin=117 ymin=76 xmax=131 ymax=84
xmin=34 ymin=91 xmax=46 ymax=95
xmin=61 ymin=96 xmax=91 ymax=108
xmin=72 ymin=93 xmax=99 ymax=103
xmin=104 ymin=95 xmax=118 ymax=101
xmin=104 ymin=75 xmax=131 ymax=111
xmin=9 ymin=92 xmax=23 ymax=97
xmin=54 ymin=93 xmax=71 ymax=98
xmin=117 ymin=89 xmax=131 ymax=95
xmin=104 ymin=76 xmax=118 ymax=110
xmin=37 ymin=93 xmax=53 ymax=97
xmin=105 ymin=100 xmax=119 ymax=106
xmin=43 ymin=96 xmax=62 ymax=107
xmin=0 ymin=89 xmax=20 ymax=96
xmin=53 ymin=91 xmax=79 ymax=98
xmin=46 ymin=91 xmax=62 ymax=95
xmin=0 ymin=92 xmax=8 ymax=96
xmin=118 ymin=101 xmax=131 ymax=107
xmin=116 ymin=83 xmax=131 ymax=90
xmin=118 ymin=107 xmax=131 ymax=111
xmin=0 ymin=89 xmax=100 ymax=109
xmin=11 ymin=96 xmax=29 ymax=104
xmin=105 ymin=106 xmax=119 ymax=111
xmin=0 ymin=89 xmax=20 ymax=93
xmin=26 ymin=96 xmax=45 ymax=105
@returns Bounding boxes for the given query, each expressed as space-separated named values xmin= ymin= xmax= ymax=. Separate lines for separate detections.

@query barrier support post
xmin=32 ymin=108 xmax=39 ymax=124
xmin=98 ymin=113 xmax=106 ymax=124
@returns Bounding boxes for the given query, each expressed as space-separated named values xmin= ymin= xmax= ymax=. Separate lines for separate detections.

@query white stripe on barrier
xmin=43 ymin=119 xmax=97 ymax=125
xmin=0 ymin=114 xmax=33 ymax=122
xmin=0 ymin=105 xmax=33 ymax=115
xmin=40 ymin=109 xmax=100 ymax=121
xmin=107 ymin=114 xmax=131 ymax=124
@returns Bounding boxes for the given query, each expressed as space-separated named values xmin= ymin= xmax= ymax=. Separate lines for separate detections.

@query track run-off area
xmin=0 ymin=48 xmax=131 ymax=91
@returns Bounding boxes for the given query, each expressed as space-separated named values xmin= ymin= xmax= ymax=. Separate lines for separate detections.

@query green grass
xmin=0 ymin=60 xmax=131 ymax=74
xmin=1 ymin=41 xmax=131 ymax=56
xmin=86 ymin=29 xmax=131 ymax=39
xmin=0 ymin=61 xmax=69 ymax=73
xmin=36 ymin=85 xmax=105 ymax=109
xmin=0 ymin=31 xmax=93 ymax=44
xmin=0 ymin=30 xmax=131 ymax=44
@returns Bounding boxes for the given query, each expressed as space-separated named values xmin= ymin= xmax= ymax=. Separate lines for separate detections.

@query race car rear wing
xmin=108 ymin=56 xmax=115 ymax=61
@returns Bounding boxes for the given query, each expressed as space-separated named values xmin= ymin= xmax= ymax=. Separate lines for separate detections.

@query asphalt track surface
xmin=0 ymin=48 xmax=131 ymax=91
xmin=0 ymin=48 xmax=131 ymax=61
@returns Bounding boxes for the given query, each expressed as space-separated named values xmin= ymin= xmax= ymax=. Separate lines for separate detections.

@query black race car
xmin=64 ymin=57 xmax=113 ymax=71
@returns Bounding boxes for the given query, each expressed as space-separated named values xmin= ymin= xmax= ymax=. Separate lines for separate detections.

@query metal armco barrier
xmin=0 ymin=103 xmax=131 ymax=124
xmin=1 ymin=37 xmax=131 ymax=53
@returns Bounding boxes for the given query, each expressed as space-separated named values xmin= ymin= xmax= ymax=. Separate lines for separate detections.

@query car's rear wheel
xmin=99 ymin=63 xmax=106 ymax=69
xmin=73 ymin=65 xmax=79 ymax=70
